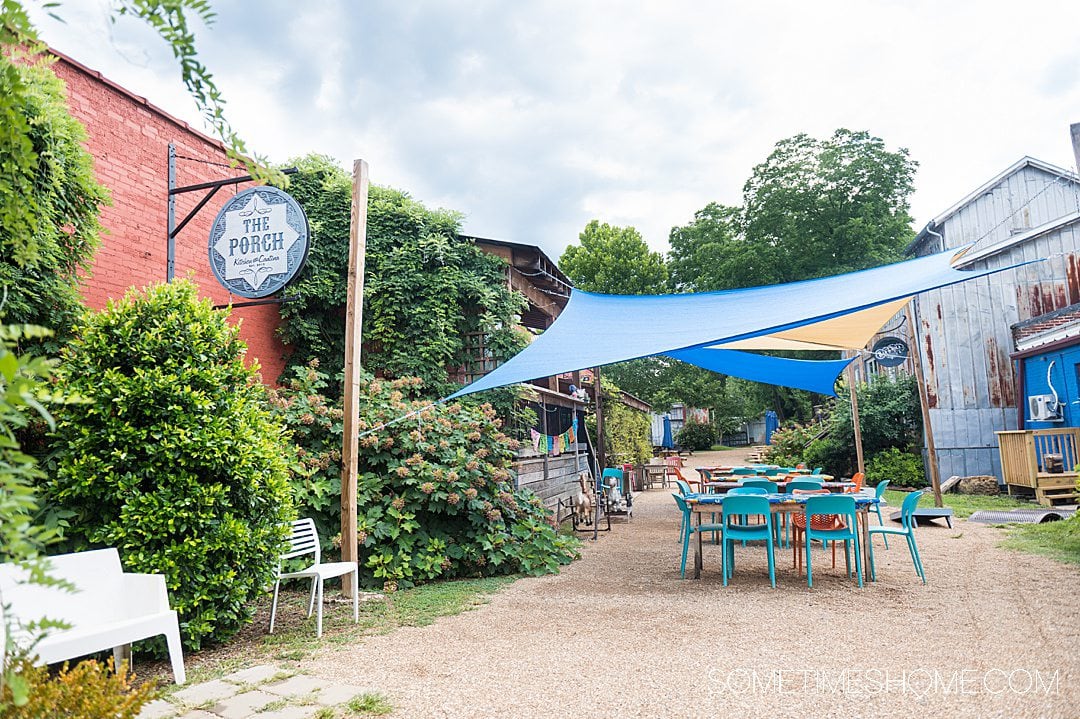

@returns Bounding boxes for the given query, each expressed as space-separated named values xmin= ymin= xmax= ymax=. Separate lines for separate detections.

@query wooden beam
xmin=906 ymin=300 xmax=943 ymax=507
xmin=508 ymin=267 xmax=558 ymax=319
xmin=847 ymin=352 xmax=865 ymax=476
xmin=595 ymin=366 xmax=606 ymax=472
xmin=340 ymin=159 xmax=369 ymax=595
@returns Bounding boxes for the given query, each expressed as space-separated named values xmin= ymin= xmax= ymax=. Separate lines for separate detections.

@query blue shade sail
xmin=448 ymin=247 xmax=1025 ymax=399
xmin=663 ymin=348 xmax=854 ymax=397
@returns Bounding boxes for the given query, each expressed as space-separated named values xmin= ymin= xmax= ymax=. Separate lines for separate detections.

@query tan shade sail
xmin=713 ymin=298 xmax=909 ymax=352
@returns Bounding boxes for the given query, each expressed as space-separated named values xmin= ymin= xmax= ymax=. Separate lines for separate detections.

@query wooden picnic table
xmin=687 ymin=494 xmax=877 ymax=582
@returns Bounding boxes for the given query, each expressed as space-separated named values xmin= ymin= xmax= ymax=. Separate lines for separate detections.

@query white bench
xmin=0 ymin=548 xmax=186 ymax=684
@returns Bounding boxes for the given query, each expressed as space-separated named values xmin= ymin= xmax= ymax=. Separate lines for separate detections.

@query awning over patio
xmin=448 ymin=246 xmax=1023 ymax=399
xmin=663 ymin=348 xmax=855 ymax=397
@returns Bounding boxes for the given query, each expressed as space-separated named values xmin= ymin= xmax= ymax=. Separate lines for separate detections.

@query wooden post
xmin=906 ymin=300 xmax=943 ymax=507
xmin=540 ymin=395 xmax=549 ymax=487
xmin=595 ymin=366 xmax=606 ymax=472
xmin=340 ymin=159 xmax=369 ymax=595
xmin=846 ymin=352 xmax=865 ymax=477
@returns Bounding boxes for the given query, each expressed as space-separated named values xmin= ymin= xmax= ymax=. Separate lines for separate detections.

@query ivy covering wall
xmin=586 ymin=378 xmax=653 ymax=466
xmin=0 ymin=56 xmax=106 ymax=352
xmin=277 ymin=155 xmax=527 ymax=399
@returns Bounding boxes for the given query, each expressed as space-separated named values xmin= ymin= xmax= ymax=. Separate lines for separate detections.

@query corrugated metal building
xmin=898 ymin=157 xmax=1080 ymax=480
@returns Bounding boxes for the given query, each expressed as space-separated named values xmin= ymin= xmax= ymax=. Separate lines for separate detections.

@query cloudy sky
xmin=28 ymin=1 xmax=1080 ymax=260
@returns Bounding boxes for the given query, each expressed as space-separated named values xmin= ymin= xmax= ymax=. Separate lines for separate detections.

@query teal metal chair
xmin=729 ymin=487 xmax=767 ymax=496
xmin=780 ymin=480 xmax=822 ymax=547
xmin=740 ymin=480 xmax=781 ymax=545
xmin=672 ymin=479 xmax=692 ymax=540
xmin=721 ymin=495 xmax=776 ymax=588
xmin=672 ymin=494 xmax=724 ymax=579
xmin=740 ymin=479 xmax=778 ymax=493
xmin=868 ymin=489 xmax=926 ymax=584
xmin=811 ymin=467 xmax=823 ymax=475
xmin=732 ymin=467 xmax=756 ymax=476
xmin=870 ymin=480 xmax=891 ymax=548
xmin=803 ymin=494 xmax=863 ymax=588
xmin=727 ymin=486 xmax=767 ymax=546
xmin=762 ymin=468 xmax=782 ymax=477
xmin=601 ymin=467 xmax=624 ymax=489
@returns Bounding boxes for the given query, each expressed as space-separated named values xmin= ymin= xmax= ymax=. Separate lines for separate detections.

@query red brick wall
xmin=49 ymin=52 xmax=290 ymax=383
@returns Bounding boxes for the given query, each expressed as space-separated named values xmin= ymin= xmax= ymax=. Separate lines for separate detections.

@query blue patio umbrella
xmin=661 ymin=417 xmax=674 ymax=449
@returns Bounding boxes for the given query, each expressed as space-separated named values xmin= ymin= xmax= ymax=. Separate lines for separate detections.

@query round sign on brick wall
xmin=207 ymin=186 xmax=310 ymax=299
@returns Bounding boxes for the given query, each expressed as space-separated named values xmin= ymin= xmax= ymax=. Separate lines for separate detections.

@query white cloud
xmin=26 ymin=0 xmax=1080 ymax=261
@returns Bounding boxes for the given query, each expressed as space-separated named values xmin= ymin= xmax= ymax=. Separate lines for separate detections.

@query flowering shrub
xmin=1 ymin=658 xmax=156 ymax=718
xmin=270 ymin=362 xmax=578 ymax=588
xmin=763 ymin=423 xmax=820 ymax=467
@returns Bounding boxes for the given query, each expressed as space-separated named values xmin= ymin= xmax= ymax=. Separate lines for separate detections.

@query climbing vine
xmin=277 ymin=155 xmax=527 ymax=399
xmin=0 ymin=55 xmax=106 ymax=351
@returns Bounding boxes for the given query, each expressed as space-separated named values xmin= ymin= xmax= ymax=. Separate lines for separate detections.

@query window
xmin=463 ymin=332 xmax=500 ymax=383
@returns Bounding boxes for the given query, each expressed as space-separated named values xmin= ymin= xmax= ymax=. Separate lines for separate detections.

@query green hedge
xmin=675 ymin=419 xmax=716 ymax=451
xmin=46 ymin=281 xmax=295 ymax=651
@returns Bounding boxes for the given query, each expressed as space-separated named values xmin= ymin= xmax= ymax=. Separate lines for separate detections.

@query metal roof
xmin=907 ymin=156 xmax=1080 ymax=256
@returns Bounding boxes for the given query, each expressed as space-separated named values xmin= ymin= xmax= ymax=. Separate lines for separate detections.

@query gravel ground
xmin=305 ymin=451 xmax=1080 ymax=718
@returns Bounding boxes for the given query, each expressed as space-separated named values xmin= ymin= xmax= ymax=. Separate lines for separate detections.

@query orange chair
xmin=844 ymin=472 xmax=865 ymax=494
xmin=666 ymin=463 xmax=701 ymax=493
xmin=790 ymin=489 xmax=846 ymax=573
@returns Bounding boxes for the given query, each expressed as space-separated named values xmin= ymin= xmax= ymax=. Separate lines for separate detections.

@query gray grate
xmin=968 ymin=508 xmax=1075 ymax=524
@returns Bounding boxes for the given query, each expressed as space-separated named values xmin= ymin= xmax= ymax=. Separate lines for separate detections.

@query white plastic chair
xmin=269 ymin=518 xmax=359 ymax=638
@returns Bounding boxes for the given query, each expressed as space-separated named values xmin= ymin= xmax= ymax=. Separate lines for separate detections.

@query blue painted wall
xmin=1022 ymin=343 xmax=1080 ymax=429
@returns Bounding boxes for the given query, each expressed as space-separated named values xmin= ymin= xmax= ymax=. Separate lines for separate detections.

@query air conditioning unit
xmin=1028 ymin=394 xmax=1063 ymax=422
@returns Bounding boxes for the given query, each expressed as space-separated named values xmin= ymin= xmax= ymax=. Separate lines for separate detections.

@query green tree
xmin=559 ymin=220 xmax=667 ymax=294
xmin=667 ymin=129 xmax=917 ymax=292
xmin=606 ymin=357 xmax=730 ymax=411
xmin=659 ymin=129 xmax=916 ymax=424
xmin=667 ymin=202 xmax=741 ymax=292
xmin=277 ymin=155 xmax=527 ymax=399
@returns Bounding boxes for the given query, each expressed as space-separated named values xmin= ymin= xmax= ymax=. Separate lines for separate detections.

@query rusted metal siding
xmin=910 ymin=163 xmax=1080 ymax=481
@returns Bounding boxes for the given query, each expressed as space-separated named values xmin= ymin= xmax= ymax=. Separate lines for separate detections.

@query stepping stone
xmin=209 ymin=690 xmax=280 ymax=719
xmin=173 ymin=679 xmax=238 ymax=705
xmin=258 ymin=706 xmax=320 ymax=719
xmin=223 ymin=665 xmax=286 ymax=685
xmin=137 ymin=699 xmax=177 ymax=719
xmin=263 ymin=674 xmax=330 ymax=697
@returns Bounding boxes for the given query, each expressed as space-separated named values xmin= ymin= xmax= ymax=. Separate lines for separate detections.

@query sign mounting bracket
xmin=166 ymin=143 xmax=297 ymax=281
